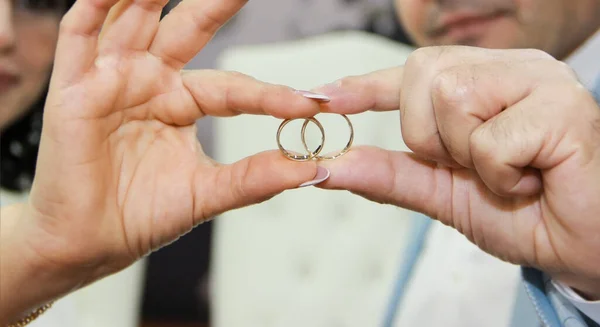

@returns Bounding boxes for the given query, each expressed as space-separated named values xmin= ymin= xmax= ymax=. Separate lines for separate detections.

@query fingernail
xmin=298 ymin=166 xmax=330 ymax=188
xmin=295 ymin=90 xmax=331 ymax=103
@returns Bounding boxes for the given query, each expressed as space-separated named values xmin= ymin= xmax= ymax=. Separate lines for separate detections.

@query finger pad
xmin=244 ymin=151 xmax=318 ymax=190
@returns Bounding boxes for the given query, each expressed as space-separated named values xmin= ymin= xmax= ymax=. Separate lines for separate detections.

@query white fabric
xmin=0 ymin=189 xmax=147 ymax=327
xmin=553 ymin=281 xmax=600 ymax=324
xmin=564 ymin=28 xmax=600 ymax=90
xmin=211 ymin=30 xmax=521 ymax=327
xmin=393 ymin=223 xmax=520 ymax=327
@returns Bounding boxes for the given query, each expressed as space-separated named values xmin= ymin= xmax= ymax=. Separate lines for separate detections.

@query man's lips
xmin=429 ymin=10 xmax=509 ymax=39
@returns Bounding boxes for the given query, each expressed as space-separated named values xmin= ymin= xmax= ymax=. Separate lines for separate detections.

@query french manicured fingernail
xmin=295 ymin=90 xmax=331 ymax=103
xmin=299 ymin=166 xmax=330 ymax=188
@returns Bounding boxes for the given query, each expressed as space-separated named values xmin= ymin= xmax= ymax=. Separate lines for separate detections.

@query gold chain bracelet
xmin=6 ymin=302 xmax=53 ymax=327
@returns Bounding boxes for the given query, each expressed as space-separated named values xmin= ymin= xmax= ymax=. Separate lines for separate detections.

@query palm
xmin=69 ymin=52 xmax=208 ymax=246
xmin=26 ymin=0 xmax=322 ymax=274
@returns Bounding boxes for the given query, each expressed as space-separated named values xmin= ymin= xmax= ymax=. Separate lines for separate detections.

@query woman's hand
xmin=1 ymin=0 xmax=326 ymax=320
xmin=314 ymin=46 xmax=600 ymax=300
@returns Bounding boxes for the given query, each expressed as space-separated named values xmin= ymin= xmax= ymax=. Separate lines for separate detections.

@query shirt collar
xmin=564 ymin=28 xmax=600 ymax=90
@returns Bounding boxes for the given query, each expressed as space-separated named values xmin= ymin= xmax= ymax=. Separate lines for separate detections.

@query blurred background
xmin=6 ymin=0 xmax=598 ymax=325
xmin=140 ymin=1 xmax=413 ymax=326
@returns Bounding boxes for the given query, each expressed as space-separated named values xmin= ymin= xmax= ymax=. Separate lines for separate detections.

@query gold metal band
xmin=276 ymin=117 xmax=325 ymax=161
xmin=276 ymin=114 xmax=353 ymax=161
xmin=301 ymin=114 xmax=353 ymax=160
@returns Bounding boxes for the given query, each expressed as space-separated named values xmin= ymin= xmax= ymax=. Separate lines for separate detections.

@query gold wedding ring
xmin=276 ymin=114 xmax=354 ymax=161
xmin=302 ymin=114 xmax=353 ymax=160
xmin=276 ymin=117 xmax=325 ymax=161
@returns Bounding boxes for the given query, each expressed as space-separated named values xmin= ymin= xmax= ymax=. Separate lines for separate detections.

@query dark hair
xmin=0 ymin=0 xmax=75 ymax=192
xmin=0 ymin=89 xmax=47 ymax=191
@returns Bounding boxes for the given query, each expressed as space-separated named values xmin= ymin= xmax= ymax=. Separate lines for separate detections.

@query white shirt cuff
xmin=552 ymin=280 xmax=600 ymax=324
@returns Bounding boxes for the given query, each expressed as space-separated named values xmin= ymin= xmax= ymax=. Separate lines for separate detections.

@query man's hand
xmin=313 ymin=46 xmax=600 ymax=300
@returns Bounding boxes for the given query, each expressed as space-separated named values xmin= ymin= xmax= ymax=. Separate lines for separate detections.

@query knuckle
xmin=490 ymin=181 xmax=514 ymax=197
xmin=229 ymin=160 xmax=253 ymax=202
xmin=58 ymin=16 xmax=78 ymax=36
xmin=469 ymin=114 xmax=523 ymax=167
xmin=335 ymin=75 xmax=361 ymax=89
xmin=560 ymin=83 xmax=585 ymax=104
xmin=469 ymin=126 xmax=495 ymax=160
xmin=438 ymin=128 xmax=470 ymax=167
xmin=233 ymin=156 xmax=276 ymax=205
xmin=519 ymin=48 xmax=555 ymax=60
xmin=225 ymin=70 xmax=251 ymax=81
xmin=406 ymin=46 xmax=444 ymax=71
xmin=406 ymin=45 xmax=462 ymax=69
xmin=546 ymin=81 xmax=588 ymax=109
xmin=551 ymin=60 xmax=579 ymax=80
xmin=402 ymin=126 xmax=428 ymax=151
xmin=130 ymin=0 xmax=165 ymax=12
xmin=186 ymin=6 xmax=226 ymax=33
xmin=431 ymin=69 xmax=473 ymax=110
xmin=58 ymin=16 xmax=69 ymax=31
xmin=402 ymin=128 xmax=442 ymax=159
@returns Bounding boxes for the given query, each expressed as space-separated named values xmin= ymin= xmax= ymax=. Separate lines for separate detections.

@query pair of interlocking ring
xmin=276 ymin=114 xmax=354 ymax=161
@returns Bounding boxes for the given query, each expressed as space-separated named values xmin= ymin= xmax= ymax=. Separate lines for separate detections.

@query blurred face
xmin=394 ymin=0 xmax=600 ymax=59
xmin=0 ymin=0 xmax=62 ymax=131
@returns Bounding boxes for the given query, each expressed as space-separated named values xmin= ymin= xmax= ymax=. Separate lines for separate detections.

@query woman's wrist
xmin=0 ymin=203 xmax=89 ymax=325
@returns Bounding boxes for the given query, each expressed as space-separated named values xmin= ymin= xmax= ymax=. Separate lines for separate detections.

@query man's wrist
xmin=572 ymin=286 xmax=600 ymax=302
xmin=554 ymin=276 xmax=600 ymax=301
xmin=552 ymin=278 xmax=600 ymax=324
